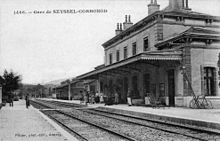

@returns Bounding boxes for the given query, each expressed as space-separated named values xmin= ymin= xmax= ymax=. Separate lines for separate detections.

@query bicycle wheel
xmin=189 ymin=100 xmax=197 ymax=109
xmin=205 ymin=99 xmax=213 ymax=109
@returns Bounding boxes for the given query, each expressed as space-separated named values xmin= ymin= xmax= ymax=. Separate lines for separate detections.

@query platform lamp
xmin=180 ymin=65 xmax=190 ymax=92
xmin=181 ymin=66 xmax=186 ymax=73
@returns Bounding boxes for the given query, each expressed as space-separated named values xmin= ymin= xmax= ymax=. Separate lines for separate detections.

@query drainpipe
xmin=0 ymin=86 xmax=2 ymax=106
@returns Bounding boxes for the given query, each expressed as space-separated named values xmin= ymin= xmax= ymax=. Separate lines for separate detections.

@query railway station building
xmin=77 ymin=0 xmax=220 ymax=107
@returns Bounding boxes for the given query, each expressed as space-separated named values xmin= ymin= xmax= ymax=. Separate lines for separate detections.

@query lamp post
xmin=68 ymin=82 xmax=71 ymax=100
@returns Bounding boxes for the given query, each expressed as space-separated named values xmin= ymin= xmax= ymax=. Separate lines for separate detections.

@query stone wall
xmin=191 ymin=48 xmax=220 ymax=96
xmin=105 ymin=24 xmax=157 ymax=65
xmin=163 ymin=23 xmax=189 ymax=39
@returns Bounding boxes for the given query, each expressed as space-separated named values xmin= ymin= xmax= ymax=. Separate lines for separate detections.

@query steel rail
xmin=42 ymin=110 xmax=88 ymax=141
xmin=91 ymin=108 xmax=220 ymax=135
xmin=30 ymin=100 xmax=52 ymax=109
xmin=31 ymin=100 xmax=136 ymax=141
xmin=33 ymin=100 xmax=69 ymax=109
xmin=37 ymin=99 xmax=84 ymax=108
xmin=56 ymin=109 xmax=138 ymax=141
xmin=32 ymin=100 xmax=219 ymax=141
xmin=82 ymin=109 xmax=205 ymax=141
xmin=33 ymin=100 xmax=220 ymax=135
xmin=43 ymin=110 xmax=89 ymax=141
xmin=31 ymin=100 xmax=90 ymax=141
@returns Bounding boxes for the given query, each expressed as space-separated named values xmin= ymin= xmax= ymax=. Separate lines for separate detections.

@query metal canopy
xmin=77 ymin=51 xmax=182 ymax=80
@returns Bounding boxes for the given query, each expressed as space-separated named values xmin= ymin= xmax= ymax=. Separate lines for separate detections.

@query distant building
xmin=70 ymin=79 xmax=85 ymax=100
xmin=77 ymin=0 xmax=220 ymax=107
xmin=54 ymin=78 xmax=84 ymax=100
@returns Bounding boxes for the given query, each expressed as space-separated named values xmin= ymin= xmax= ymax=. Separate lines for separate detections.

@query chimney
xmin=168 ymin=0 xmax=190 ymax=10
xmin=115 ymin=23 xmax=123 ymax=35
xmin=148 ymin=0 xmax=160 ymax=15
xmin=123 ymin=15 xmax=133 ymax=30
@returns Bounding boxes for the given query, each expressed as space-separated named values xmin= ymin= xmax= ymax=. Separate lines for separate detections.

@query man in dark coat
xmin=127 ymin=88 xmax=132 ymax=106
xmin=25 ymin=95 xmax=30 ymax=109
xmin=9 ymin=93 xmax=14 ymax=107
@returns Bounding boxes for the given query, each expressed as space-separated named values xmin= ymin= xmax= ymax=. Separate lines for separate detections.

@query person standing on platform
xmin=127 ymin=88 xmax=132 ymax=106
xmin=100 ymin=93 xmax=104 ymax=103
xmin=85 ymin=91 xmax=89 ymax=106
xmin=9 ymin=93 xmax=14 ymax=107
xmin=114 ymin=88 xmax=119 ymax=104
xmin=79 ymin=91 xmax=84 ymax=104
xmin=8 ymin=94 xmax=12 ymax=107
xmin=11 ymin=94 xmax=14 ymax=107
xmin=91 ymin=92 xmax=95 ymax=104
xmin=95 ymin=91 xmax=100 ymax=103
xmin=25 ymin=94 xmax=30 ymax=109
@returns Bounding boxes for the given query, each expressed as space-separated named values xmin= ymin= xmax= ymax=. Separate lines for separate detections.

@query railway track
xmin=81 ymin=108 xmax=220 ymax=141
xmin=42 ymin=110 xmax=133 ymax=141
xmin=30 ymin=100 xmax=52 ymax=109
xmin=39 ymin=99 xmax=85 ymax=108
xmin=31 ymin=99 xmax=81 ymax=109
xmin=31 ymin=99 xmax=220 ymax=141
xmin=31 ymin=100 xmax=136 ymax=141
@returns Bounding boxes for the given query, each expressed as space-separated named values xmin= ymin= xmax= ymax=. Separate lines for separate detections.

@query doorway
xmin=168 ymin=69 xmax=175 ymax=106
xmin=122 ymin=77 xmax=128 ymax=103
xmin=143 ymin=73 xmax=150 ymax=95
xmin=116 ymin=79 xmax=123 ymax=103
xmin=132 ymin=75 xmax=140 ymax=98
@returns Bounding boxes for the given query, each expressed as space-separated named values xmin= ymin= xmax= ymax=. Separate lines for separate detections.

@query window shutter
xmin=213 ymin=68 xmax=217 ymax=96
xmin=200 ymin=65 xmax=204 ymax=95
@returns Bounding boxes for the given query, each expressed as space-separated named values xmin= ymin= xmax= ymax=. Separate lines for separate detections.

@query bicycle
xmin=146 ymin=93 xmax=164 ymax=108
xmin=189 ymin=95 xmax=213 ymax=109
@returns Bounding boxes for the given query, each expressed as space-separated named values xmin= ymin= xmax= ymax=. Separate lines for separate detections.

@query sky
xmin=0 ymin=0 xmax=220 ymax=84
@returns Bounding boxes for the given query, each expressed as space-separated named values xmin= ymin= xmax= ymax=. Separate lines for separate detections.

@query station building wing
xmin=76 ymin=0 xmax=220 ymax=107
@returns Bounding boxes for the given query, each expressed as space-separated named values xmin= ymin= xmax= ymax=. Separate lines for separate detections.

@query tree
xmin=0 ymin=70 xmax=22 ymax=98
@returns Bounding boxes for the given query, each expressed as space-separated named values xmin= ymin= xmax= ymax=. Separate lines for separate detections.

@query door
xmin=116 ymin=79 xmax=123 ymax=103
xmin=123 ymin=77 xmax=128 ymax=103
xmin=168 ymin=70 xmax=175 ymax=106
xmin=143 ymin=73 xmax=150 ymax=96
xmin=132 ymin=76 xmax=139 ymax=98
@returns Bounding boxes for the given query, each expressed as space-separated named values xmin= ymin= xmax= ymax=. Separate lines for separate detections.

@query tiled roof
xmin=156 ymin=27 xmax=220 ymax=48
xmin=55 ymin=83 xmax=69 ymax=89
xmin=102 ymin=9 xmax=220 ymax=48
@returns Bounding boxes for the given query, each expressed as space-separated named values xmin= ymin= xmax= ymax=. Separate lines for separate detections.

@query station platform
xmin=46 ymin=98 xmax=220 ymax=132
xmin=0 ymin=100 xmax=78 ymax=141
